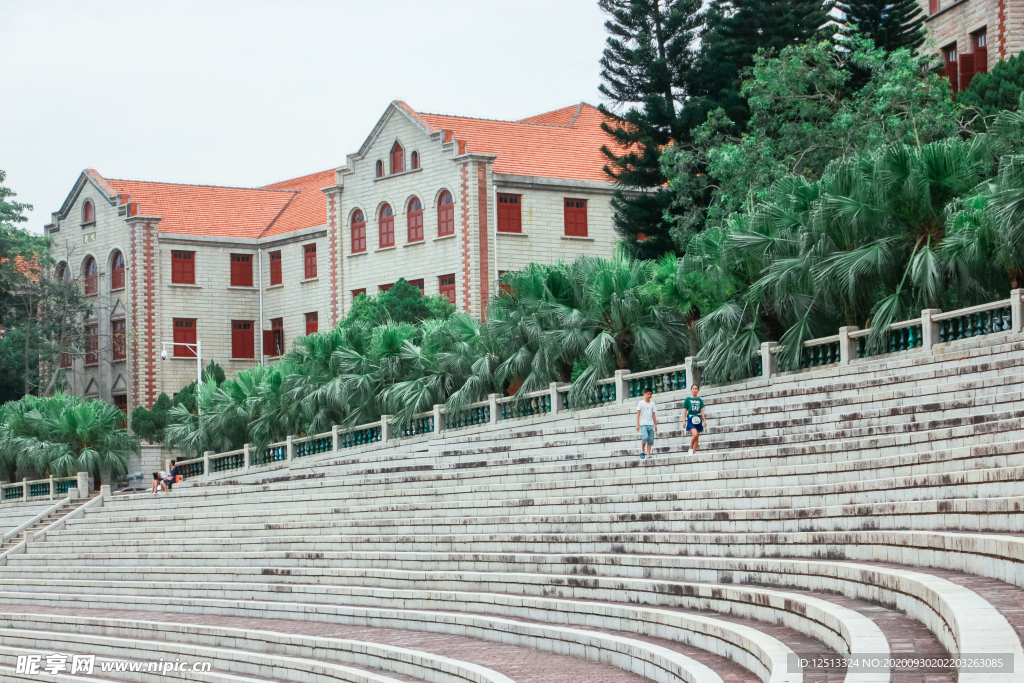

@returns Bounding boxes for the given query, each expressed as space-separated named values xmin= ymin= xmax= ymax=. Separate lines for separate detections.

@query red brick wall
xmin=476 ymin=162 xmax=489 ymax=318
xmin=327 ymin=193 xmax=339 ymax=325
xmin=459 ymin=162 xmax=472 ymax=314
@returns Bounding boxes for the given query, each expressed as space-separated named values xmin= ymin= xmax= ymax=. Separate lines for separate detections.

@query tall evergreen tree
xmin=836 ymin=0 xmax=925 ymax=54
xmin=689 ymin=0 xmax=834 ymax=130
xmin=597 ymin=0 xmax=703 ymax=259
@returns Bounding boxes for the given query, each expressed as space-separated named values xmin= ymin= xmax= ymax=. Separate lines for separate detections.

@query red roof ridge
xmin=259 ymin=167 xmax=336 ymax=190
xmin=105 ymin=177 xmax=297 ymax=194
xmin=413 ymin=104 xmax=594 ymax=128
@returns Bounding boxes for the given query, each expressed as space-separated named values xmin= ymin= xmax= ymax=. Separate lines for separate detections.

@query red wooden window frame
xmin=437 ymin=191 xmax=454 ymax=237
xmin=111 ymin=251 xmax=125 ymax=290
xmin=113 ymin=394 xmax=128 ymax=413
xmin=408 ymin=198 xmax=424 ymax=242
xmin=379 ymin=205 xmax=395 ymax=248
xmin=409 ymin=278 xmax=424 ymax=294
xmin=497 ymin=194 xmax=522 ymax=233
xmin=973 ymin=30 xmax=988 ymax=76
xmin=231 ymin=320 xmax=255 ymax=359
xmin=929 ymin=0 xmax=937 ymax=13
xmin=61 ymin=349 xmax=72 ymax=369
xmin=564 ymin=198 xmax=588 ymax=237
xmin=269 ymin=251 xmax=282 ymax=286
xmin=376 ymin=160 xmax=383 ymax=178
xmin=352 ymin=288 xmax=366 ymax=300
xmin=171 ymin=251 xmax=195 ymax=284
xmin=303 ymin=244 xmax=317 ymax=279
xmin=351 ymin=211 xmax=367 ymax=253
xmin=379 ymin=283 xmax=393 ymax=292
xmin=943 ymin=45 xmax=959 ymax=92
xmin=498 ymin=271 xmax=511 ymax=296
xmin=305 ymin=311 xmax=318 ymax=336
xmin=85 ymin=324 xmax=99 ymax=366
xmin=83 ymin=257 xmax=98 ymax=296
xmin=82 ymin=200 xmax=95 ymax=224
xmin=112 ymin=320 xmax=126 ymax=360
xmin=391 ymin=142 xmax=404 ymax=174
xmin=439 ymin=274 xmax=456 ymax=304
xmin=267 ymin=317 xmax=284 ymax=357
xmin=230 ymin=254 xmax=253 ymax=287
xmin=173 ymin=318 xmax=197 ymax=357
xmin=411 ymin=151 xmax=419 ymax=170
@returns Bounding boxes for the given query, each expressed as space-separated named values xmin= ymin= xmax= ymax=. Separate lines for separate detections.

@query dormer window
xmin=391 ymin=142 xmax=404 ymax=175
xmin=82 ymin=200 xmax=95 ymax=224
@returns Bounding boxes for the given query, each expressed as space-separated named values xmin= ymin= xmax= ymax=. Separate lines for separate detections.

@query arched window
xmin=57 ymin=262 xmax=71 ymax=283
xmin=375 ymin=160 xmax=383 ymax=178
xmin=411 ymin=151 xmax=419 ymax=170
xmin=83 ymin=256 xmax=98 ymax=296
xmin=82 ymin=200 xmax=95 ymax=224
xmin=391 ymin=142 xmax=404 ymax=174
xmin=379 ymin=205 xmax=395 ymax=248
xmin=351 ymin=210 xmax=366 ymax=253
xmin=110 ymin=250 xmax=125 ymax=290
xmin=437 ymin=191 xmax=454 ymax=237
xmin=407 ymin=198 xmax=424 ymax=242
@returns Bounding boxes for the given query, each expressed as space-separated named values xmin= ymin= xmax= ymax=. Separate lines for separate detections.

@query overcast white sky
xmin=1 ymin=0 xmax=609 ymax=233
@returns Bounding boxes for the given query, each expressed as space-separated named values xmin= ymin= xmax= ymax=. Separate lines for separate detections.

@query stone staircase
xmin=0 ymin=331 xmax=1023 ymax=682
xmin=0 ymin=497 xmax=94 ymax=554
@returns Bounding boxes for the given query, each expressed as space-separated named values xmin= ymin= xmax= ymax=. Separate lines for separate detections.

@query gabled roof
xmin=396 ymin=101 xmax=622 ymax=184
xmin=259 ymin=169 xmax=334 ymax=237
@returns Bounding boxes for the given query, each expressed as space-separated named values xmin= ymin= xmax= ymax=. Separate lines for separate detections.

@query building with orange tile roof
xmin=44 ymin=101 xmax=623 ymax=455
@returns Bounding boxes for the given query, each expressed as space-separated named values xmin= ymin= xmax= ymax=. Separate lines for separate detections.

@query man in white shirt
xmin=635 ymin=388 xmax=658 ymax=459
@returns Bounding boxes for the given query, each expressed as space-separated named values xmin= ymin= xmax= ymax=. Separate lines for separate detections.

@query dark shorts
xmin=686 ymin=417 xmax=704 ymax=433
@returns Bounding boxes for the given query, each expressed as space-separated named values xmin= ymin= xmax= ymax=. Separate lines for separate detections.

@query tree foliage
xmin=837 ymin=0 xmax=925 ymax=54
xmin=959 ymin=51 xmax=1024 ymax=122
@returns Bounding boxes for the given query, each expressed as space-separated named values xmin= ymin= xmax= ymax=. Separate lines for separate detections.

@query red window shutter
xmin=112 ymin=320 xmax=126 ymax=360
xmin=269 ymin=251 xmax=282 ymax=286
xmin=438 ymin=192 xmax=454 ymax=236
xmin=439 ymin=274 xmax=456 ymax=304
xmin=61 ymin=351 xmax=71 ymax=369
xmin=232 ymin=320 xmax=254 ymax=359
xmin=929 ymin=0 xmax=937 ymax=12
xmin=379 ymin=283 xmax=393 ymax=292
xmin=230 ymin=254 xmax=252 ymax=287
xmin=497 ymin=194 xmax=522 ymax=233
xmin=85 ymin=325 xmax=98 ymax=366
xmin=173 ymin=319 xmax=197 ymax=357
xmin=84 ymin=258 xmax=98 ymax=295
xmin=304 ymin=244 xmax=317 ymax=279
xmin=408 ymin=198 xmax=424 ymax=242
xmin=172 ymin=251 xmax=195 ymax=284
xmin=352 ymin=211 xmax=367 ymax=253
xmin=352 ymin=288 xmax=366 ymax=299
xmin=113 ymin=394 xmax=127 ymax=413
xmin=959 ymin=53 xmax=976 ymax=91
xmin=564 ymin=199 xmax=588 ymax=237
xmin=391 ymin=143 xmax=404 ymax=174
xmin=976 ymin=46 xmax=988 ymax=74
xmin=379 ymin=206 xmax=395 ymax=248
xmin=111 ymin=251 xmax=125 ymax=290
xmin=262 ymin=330 xmax=276 ymax=357
xmin=305 ymin=312 xmax=318 ymax=336
xmin=409 ymin=279 xmax=424 ymax=294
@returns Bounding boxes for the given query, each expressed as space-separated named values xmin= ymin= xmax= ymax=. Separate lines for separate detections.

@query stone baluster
xmin=920 ymin=310 xmax=941 ymax=352
xmin=760 ymin=342 xmax=777 ymax=380
xmin=838 ymin=327 xmax=859 ymax=366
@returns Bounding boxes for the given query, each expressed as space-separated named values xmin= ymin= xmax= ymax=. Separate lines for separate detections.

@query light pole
xmin=160 ymin=340 xmax=203 ymax=386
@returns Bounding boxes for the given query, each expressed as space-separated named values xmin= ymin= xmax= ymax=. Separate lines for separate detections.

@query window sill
xmin=84 ymin=363 xmax=98 ymax=368
xmin=168 ymin=356 xmax=199 ymax=361
xmin=80 ymin=221 xmax=96 ymax=229
xmin=373 ymin=168 xmax=422 ymax=182
xmin=498 ymin=231 xmax=528 ymax=237
xmin=168 ymin=283 xmax=201 ymax=288
xmin=300 ymin=277 xmax=319 ymax=284
xmin=265 ymin=284 xmax=284 ymax=290
xmin=112 ymin=357 xmax=126 ymax=363
xmin=227 ymin=285 xmax=257 ymax=291
xmin=348 ymin=251 xmax=368 ymax=259
xmin=84 ymin=292 xmax=98 ymax=298
xmin=433 ymin=234 xmax=456 ymax=242
xmin=110 ymin=287 xmax=125 ymax=293
xmin=229 ymin=357 xmax=258 ymax=362
xmin=561 ymin=235 xmax=594 ymax=242
xmin=375 ymin=246 xmax=396 ymax=253
xmin=403 ymin=240 xmax=425 ymax=247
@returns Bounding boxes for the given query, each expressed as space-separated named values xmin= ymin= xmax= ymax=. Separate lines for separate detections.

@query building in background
xmin=45 ymin=101 xmax=626 ymax=413
xmin=921 ymin=0 xmax=1021 ymax=93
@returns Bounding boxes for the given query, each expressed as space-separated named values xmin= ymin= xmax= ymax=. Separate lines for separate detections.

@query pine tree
xmin=837 ymin=0 xmax=925 ymax=54
xmin=690 ymin=0 xmax=835 ymax=130
xmin=598 ymin=0 xmax=703 ymax=259
xmin=958 ymin=51 xmax=1024 ymax=120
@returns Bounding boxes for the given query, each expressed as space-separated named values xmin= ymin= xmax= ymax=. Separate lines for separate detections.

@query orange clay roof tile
xmin=259 ymin=169 xmax=334 ymax=237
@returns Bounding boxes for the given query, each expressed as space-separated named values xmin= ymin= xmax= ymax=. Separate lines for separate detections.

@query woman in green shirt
xmin=682 ymin=385 xmax=706 ymax=455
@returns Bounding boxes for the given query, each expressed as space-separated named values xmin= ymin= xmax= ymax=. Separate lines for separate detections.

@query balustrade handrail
xmin=1 ymin=476 xmax=76 ymax=490
xmin=196 ymin=292 xmax=1021 ymax=473
xmin=932 ymin=299 xmax=1011 ymax=321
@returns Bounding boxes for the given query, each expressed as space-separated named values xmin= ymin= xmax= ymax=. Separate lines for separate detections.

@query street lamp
xmin=160 ymin=340 xmax=203 ymax=386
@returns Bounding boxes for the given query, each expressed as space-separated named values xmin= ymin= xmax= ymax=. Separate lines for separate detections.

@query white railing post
xmin=380 ymin=416 xmax=392 ymax=443
xmin=488 ymin=394 xmax=499 ymax=424
xmin=549 ymin=383 xmax=560 ymax=414
xmin=100 ymin=484 xmax=110 ymax=503
xmin=76 ymin=472 xmax=90 ymax=497
xmin=21 ymin=481 xmax=28 ymax=502
xmin=243 ymin=444 xmax=251 ymax=472
xmin=614 ymin=369 xmax=630 ymax=404
xmin=48 ymin=476 xmax=54 ymax=501
xmin=331 ymin=425 xmax=340 ymax=453
xmin=921 ymin=310 xmax=941 ymax=352
xmin=433 ymin=404 xmax=444 ymax=434
xmin=286 ymin=435 xmax=295 ymax=462
xmin=203 ymin=451 xmax=212 ymax=481
xmin=684 ymin=356 xmax=701 ymax=389
xmin=838 ymin=327 xmax=858 ymax=366
xmin=760 ymin=342 xmax=777 ymax=380
xmin=1011 ymin=289 xmax=1022 ymax=333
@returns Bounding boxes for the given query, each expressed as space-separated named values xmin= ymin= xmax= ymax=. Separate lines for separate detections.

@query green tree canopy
xmin=837 ymin=0 xmax=925 ymax=53
xmin=959 ymin=51 xmax=1024 ymax=122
